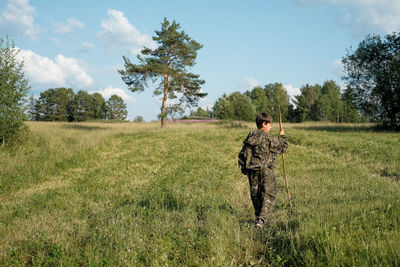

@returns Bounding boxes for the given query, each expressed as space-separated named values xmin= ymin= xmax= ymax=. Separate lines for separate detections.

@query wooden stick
xmin=280 ymin=113 xmax=292 ymax=208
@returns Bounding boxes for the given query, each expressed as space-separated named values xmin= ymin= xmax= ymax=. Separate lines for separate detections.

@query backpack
xmin=237 ymin=144 xmax=253 ymax=175
xmin=238 ymin=130 xmax=269 ymax=175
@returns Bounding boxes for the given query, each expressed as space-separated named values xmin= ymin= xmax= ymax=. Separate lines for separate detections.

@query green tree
xmin=287 ymin=103 xmax=301 ymax=122
xmin=133 ymin=115 xmax=144 ymax=122
xmin=91 ymin=93 xmax=106 ymax=119
xmin=247 ymin=86 xmax=271 ymax=114
xmin=27 ymin=94 xmax=40 ymax=121
xmin=106 ymin=94 xmax=127 ymax=120
xmin=341 ymin=85 xmax=360 ymax=122
xmin=190 ymin=107 xmax=211 ymax=118
xmin=318 ymin=80 xmax=342 ymax=122
xmin=165 ymin=103 xmax=184 ymax=121
xmin=119 ymin=18 xmax=206 ymax=128
xmin=67 ymin=90 xmax=96 ymax=121
xmin=228 ymin=92 xmax=256 ymax=121
xmin=37 ymin=88 xmax=75 ymax=121
xmin=213 ymin=94 xmax=234 ymax=120
xmin=293 ymin=84 xmax=322 ymax=121
xmin=343 ymin=32 xmax=400 ymax=129
xmin=34 ymin=89 xmax=107 ymax=122
xmin=0 ymin=36 xmax=30 ymax=145
xmin=100 ymin=102 xmax=110 ymax=120
xmin=264 ymin=83 xmax=290 ymax=121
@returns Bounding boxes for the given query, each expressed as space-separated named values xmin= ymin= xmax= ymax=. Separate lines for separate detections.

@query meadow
xmin=0 ymin=121 xmax=399 ymax=266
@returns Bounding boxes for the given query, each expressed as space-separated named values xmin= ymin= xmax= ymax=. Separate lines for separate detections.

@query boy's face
xmin=262 ymin=122 xmax=272 ymax=133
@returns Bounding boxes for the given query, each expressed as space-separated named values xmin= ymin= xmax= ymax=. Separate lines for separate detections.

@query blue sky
xmin=1 ymin=0 xmax=399 ymax=121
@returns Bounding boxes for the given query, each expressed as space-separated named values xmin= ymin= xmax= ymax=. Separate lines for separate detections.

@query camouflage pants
xmin=247 ymin=168 xmax=277 ymax=222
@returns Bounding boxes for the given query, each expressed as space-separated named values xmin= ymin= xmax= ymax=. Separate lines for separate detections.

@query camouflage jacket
xmin=241 ymin=130 xmax=288 ymax=170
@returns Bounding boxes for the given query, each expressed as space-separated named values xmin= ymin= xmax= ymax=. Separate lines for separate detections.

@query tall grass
xmin=0 ymin=121 xmax=399 ymax=265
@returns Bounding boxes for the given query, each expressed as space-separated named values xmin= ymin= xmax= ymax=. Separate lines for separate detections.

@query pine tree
xmin=119 ymin=18 xmax=206 ymax=128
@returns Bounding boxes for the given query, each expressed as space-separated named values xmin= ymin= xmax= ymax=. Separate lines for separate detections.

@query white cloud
xmin=19 ymin=49 xmax=93 ymax=88
xmin=237 ymin=77 xmax=260 ymax=91
xmin=55 ymin=55 xmax=93 ymax=87
xmin=284 ymin=84 xmax=301 ymax=103
xmin=332 ymin=58 xmax=345 ymax=77
xmin=0 ymin=0 xmax=39 ymax=39
xmin=245 ymin=77 xmax=260 ymax=88
xmin=76 ymin=41 xmax=95 ymax=53
xmin=291 ymin=0 xmax=400 ymax=34
xmin=93 ymin=86 xmax=136 ymax=103
xmin=19 ymin=49 xmax=64 ymax=85
xmin=54 ymin=18 xmax=85 ymax=34
xmin=98 ymin=9 xmax=157 ymax=54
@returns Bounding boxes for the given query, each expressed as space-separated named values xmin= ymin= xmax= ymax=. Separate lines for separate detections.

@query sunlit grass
xmin=0 ymin=121 xmax=399 ymax=265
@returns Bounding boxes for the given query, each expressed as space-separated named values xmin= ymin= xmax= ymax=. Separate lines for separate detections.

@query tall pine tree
xmin=119 ymin=18 xmax=206 ymax=128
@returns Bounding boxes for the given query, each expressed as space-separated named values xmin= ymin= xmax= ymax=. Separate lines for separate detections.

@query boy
xmin=240 ymin=112 xmax=288 ymax=227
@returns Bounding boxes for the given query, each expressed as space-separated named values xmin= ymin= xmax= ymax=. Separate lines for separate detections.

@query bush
xmin=0 ymin=36 xmax=30 ymax=145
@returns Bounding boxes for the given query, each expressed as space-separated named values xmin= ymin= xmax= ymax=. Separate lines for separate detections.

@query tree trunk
xmin=161 ymin=74 xmax=169 ymax=128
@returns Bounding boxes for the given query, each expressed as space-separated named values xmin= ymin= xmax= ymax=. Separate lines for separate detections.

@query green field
xmin=1 ymin=121 xmax=399 ymax=266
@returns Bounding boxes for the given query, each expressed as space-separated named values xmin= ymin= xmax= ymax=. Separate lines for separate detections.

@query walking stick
xmin=280 ymin=113 xmax=292 ymax=208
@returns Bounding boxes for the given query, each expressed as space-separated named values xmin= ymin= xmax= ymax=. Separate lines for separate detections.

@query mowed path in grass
xmin=0 ymin=122 xmax=399 ymax=266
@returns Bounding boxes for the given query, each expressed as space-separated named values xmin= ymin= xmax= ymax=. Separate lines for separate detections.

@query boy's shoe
xmin=255 ymin=219 xmax=264 ymax=228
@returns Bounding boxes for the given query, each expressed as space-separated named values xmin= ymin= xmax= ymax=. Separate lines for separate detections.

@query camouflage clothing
xmin=248 ymin=168 xmax=277 ymax=221
xmin=242 ymin=130 xmax=288 ymax=222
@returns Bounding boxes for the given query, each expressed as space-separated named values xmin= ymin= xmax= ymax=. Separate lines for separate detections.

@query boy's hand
xmin=280 ymin=129 xmax=285 ymax=135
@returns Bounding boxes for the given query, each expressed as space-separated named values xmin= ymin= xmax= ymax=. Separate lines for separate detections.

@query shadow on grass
xmin=293 ymin=124 xmax=374 ymax=133
xmin=381 ymin=170 xmax=400 ymax=182
xmin=294 ymin=123 xmax=400 ymax=133
xmin=62 ymin=124 xmax=106 ymax=131
xmin=215 ymin=120 xmax=250 ymax=129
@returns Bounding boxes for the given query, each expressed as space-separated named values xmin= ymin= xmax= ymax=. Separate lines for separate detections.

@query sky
xmin=1 ymin=0 xmax=400 ymax=121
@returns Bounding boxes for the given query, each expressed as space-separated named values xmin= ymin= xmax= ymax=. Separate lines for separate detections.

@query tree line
xmin=189 ymin=80 xmax=364 ymax=123
xmin=28 ymin=88 xmax=128 ymax=121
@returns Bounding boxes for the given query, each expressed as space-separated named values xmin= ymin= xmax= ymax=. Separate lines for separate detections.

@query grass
xmin=0 ymin=121 xmax=399 ymax=266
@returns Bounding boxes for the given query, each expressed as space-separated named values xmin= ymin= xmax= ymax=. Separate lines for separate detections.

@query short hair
xmin=256 ymin=112 xmax=273 ymax=128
